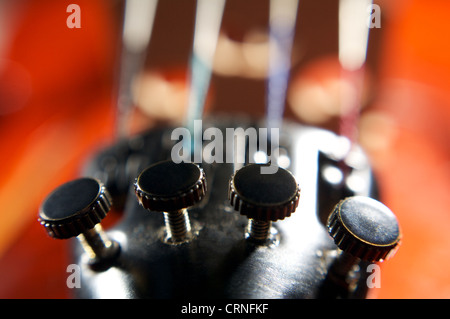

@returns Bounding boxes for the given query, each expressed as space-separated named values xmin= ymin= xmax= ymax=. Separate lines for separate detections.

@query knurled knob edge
xmin=134 ymin=166 xmax=207 ymax=212
xmin=228 ymin=177 xmax=301 ymax=222
xmin=38 ymin=183 xmax=112 ymax=239
xmin=327 ymin=200 xmax=401 ymax=262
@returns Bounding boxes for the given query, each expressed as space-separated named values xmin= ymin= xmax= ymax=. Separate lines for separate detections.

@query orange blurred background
xmin=0 ymin=0 xmax=449 ymax=298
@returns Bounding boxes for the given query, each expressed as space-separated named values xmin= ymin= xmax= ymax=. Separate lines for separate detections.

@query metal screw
xmin=39 ymin=178 xmax=120 ymax=269
xmin=134 ymin=160 xmax=206 ymax=245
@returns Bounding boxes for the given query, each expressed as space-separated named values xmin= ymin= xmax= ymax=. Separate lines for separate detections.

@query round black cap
xmin=134 ymin=160 xmax=206 ymax=212
xmin=327 ymin=196 xmax=401 ymax=261
xmin=38 ymin=178 xmax=112 ymax=239
xmin=229 ymin=163 xmax=300 ymax=222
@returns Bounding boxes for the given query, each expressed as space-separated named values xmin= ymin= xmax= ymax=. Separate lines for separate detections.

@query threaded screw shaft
xmin=247 ymin=219 xmax=272 ymax=243
xmin=164 ymin=209 xmax=192 ymax=244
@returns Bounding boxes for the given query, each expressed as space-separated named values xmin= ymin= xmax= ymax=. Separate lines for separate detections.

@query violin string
xmin=115 ymin=0 xmax=158 ymax=138
xmin=266 ymin=0 xmax=299 ymax=137
xmin=184 ymin=0 xmax=226 ymax=155
xmin=338 ymin=0 xmax=372 ymax=145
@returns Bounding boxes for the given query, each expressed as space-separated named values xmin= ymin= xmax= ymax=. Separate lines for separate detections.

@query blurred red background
xmin=0 ymin=0 xmax=449 ymax=298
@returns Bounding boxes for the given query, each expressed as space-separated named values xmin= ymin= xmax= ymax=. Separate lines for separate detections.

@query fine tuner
xmin=38 ymin=119 xmax=401 ymax=299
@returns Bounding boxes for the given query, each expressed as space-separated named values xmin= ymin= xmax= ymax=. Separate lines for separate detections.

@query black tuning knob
xmin=229 ymin=163 xmax=300 ymax=244
xmin=134 ymin=160 xmax=206 ymax=244
xmin=327 ymin=196 xmax=401 ymax=262
xmin=38 ymin=177 xmax=120 ymax=267
xmin=325 ymin=196 xmax=401 ymax=291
